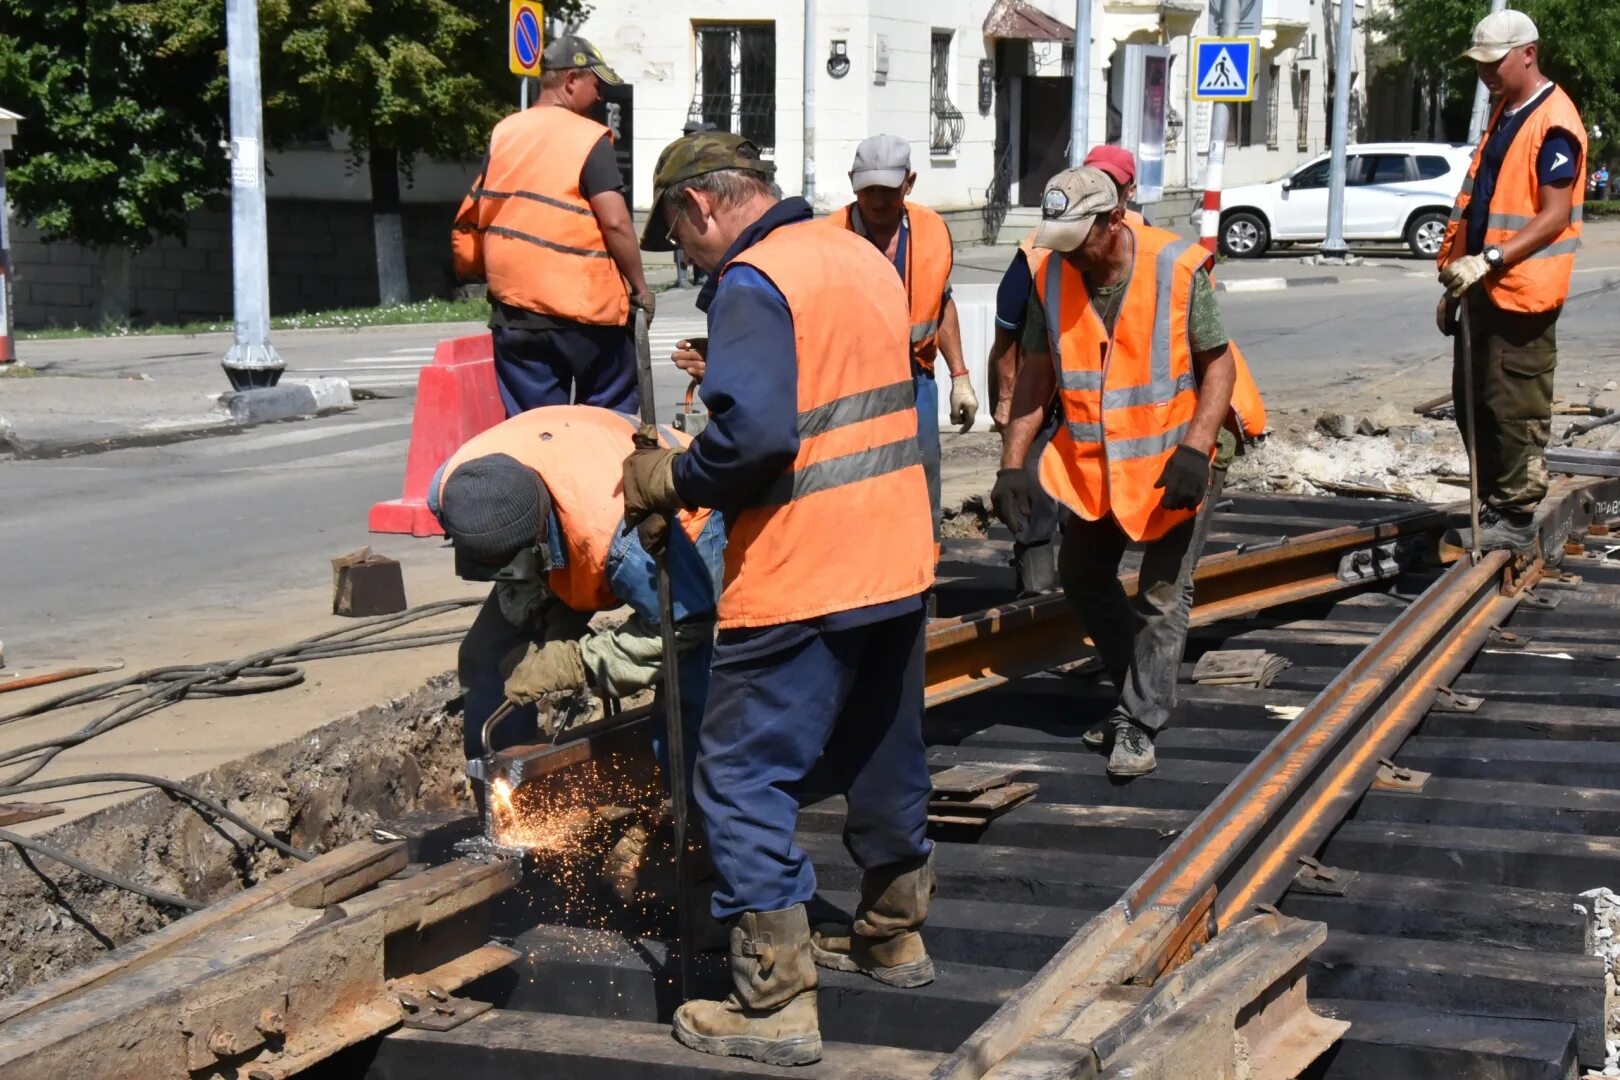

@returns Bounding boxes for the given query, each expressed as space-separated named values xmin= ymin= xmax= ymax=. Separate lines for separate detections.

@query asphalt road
xmin=5 ymin=238 xmax=1619 ymax=665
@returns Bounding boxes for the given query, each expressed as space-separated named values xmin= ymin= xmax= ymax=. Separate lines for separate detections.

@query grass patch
xmin=0 ymin=362 xmax=45 ymax=378
xmin=19 ymin=297 xmax=489 ymax=341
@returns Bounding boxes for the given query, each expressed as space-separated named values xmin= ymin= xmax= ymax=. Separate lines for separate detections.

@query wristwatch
xmin=1483 ymin=244 xmax=1505 ymax=269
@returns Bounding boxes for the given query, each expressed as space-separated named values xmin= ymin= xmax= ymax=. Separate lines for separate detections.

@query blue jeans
xmin=913 ymin=364 xmax=942 ymax=543
xmin=491 ymin=323 xmax=639 ymax=417
xmin=696 ymin=608 xmax=933 ymax=919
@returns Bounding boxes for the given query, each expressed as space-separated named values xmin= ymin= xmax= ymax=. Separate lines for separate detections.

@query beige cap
xmin=1462 ymin=9 xmax=1538 ymax=63
xmin=850 ymin=134 xmax=914 ymax=191
xmin=1033 ymin=167 xmax=1120 ymax=252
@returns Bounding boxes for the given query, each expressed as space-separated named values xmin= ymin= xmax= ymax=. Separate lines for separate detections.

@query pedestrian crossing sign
xmin=1191 ymin=37 xmax=1257 ymax=102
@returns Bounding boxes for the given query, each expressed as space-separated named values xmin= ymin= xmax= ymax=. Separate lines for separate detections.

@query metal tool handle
xmin=1458 ymin=291 xmax=1483 ymax=566
xmin=631 ymin=305 xmax=697 ymax=1002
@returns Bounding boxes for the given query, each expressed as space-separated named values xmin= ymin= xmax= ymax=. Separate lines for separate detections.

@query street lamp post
xmin=1068 ymin=0 xmax=1092 ymax=165
xmin=0 ymin=107 xmax=19 ymax=366
xmin=221 ymin=0 xmax=284 ymax=390
xmin=1319 ymin=0 xmax=1357 ymax=259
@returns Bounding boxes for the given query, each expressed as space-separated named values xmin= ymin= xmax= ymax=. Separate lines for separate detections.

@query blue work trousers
xmin=914 ymin=364 xmax=942 ymax=544
xmin=696 ymin=608 xmax=933 ymax=920
xmin=491 ymin=323 xmax=639 ymax=417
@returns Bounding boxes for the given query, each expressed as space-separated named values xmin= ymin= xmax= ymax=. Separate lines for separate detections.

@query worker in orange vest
xmin=992 ymin=167 xmax=1267 ymax=779
xmin=452 ymin=37 xmax=654 ymax=417
xmin=1437 ymin=10 xmax=1585 ymax=552
xmin=623 ymin=131 xmax=936 ymax=1067
xmin=430 ymin=405 xmax=724 ymax=897
xmin=989 ymin=146 xmax=1147 ymax=597
xmin=826 ymin=134 xmax=978 ymax=548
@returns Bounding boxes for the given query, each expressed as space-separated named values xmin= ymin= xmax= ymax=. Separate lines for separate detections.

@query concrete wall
xmin=10 ymin=198 xmax=462 ymax=329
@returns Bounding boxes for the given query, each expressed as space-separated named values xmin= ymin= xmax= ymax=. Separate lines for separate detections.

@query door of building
xmin=1020 ymin=77 xmax=1071 ymax=206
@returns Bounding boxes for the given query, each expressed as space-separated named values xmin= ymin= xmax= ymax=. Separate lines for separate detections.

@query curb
xmin=1215 ymin=275 xmax=1342 ymax=294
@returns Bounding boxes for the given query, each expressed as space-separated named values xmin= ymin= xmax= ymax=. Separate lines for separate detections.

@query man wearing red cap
xmin=988 ymin=146 xmax=1143 ymax=595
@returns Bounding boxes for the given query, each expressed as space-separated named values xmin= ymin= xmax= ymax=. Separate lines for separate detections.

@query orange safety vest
xmin=714 ymin=221 xmax=935 ymax=628
xmin=1438 ymin=84 xmax=1586 ymax=314
xmin=1029 ymin=225 xmax=1267 ymax=543
xmin=826 ymin=203 xmax=954 ymax=372
xmin=451 ymin=106 xmax=629 ymax=327
xmin=438 ymin=406 xmax=709 ymax=613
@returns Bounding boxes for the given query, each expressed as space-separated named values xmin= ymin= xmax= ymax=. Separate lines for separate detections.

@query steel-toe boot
xmin=672 ymin=904 xmax=822 ymax=1066
xmin=811 ymin=853 xmax=936 ymax=988
xmin=1446 ymin=506 xmax=1537 ymax=553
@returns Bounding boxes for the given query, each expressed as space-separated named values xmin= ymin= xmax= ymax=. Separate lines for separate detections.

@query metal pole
xmin=520 ymin=77 xmax=529 ymax=111
xmin=1197 ymin=0 xmax=1241 ymax=252
xmin=1319 ymin=0 xmax=1356 ymax=258
xmin=0 ymin=152 xmax=14 ymax=364
xmin=1466 ymin=0 xmax=1509 ymax=143
xmin=803 ymin=0 xmax=816 ymax=205
xmin=221 ymin=0 xmax=283 ymax=389
xmin=1068 ymin=0 xmax=1093 ymax=165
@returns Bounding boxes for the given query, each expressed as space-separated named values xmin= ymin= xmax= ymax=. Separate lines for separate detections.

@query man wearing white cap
xmin=1436 ymin=9 xmax=1585 ymax=551
xmin=827 ymin=135 xmax=978 ymax=552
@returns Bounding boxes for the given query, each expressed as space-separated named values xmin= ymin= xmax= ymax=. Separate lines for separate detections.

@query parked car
xmin=1208 ymin=142 xmax=1475 ymax=259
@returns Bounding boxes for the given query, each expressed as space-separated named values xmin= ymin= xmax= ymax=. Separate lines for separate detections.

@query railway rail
xmin=3 ymin=484 xmax=1618 ymax=1080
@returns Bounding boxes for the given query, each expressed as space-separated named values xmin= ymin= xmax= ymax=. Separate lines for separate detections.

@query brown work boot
xmin=811 ymin=853 xmax=936 ymax=988
xmin=672 ymin=904 xmax=822 ymax=1066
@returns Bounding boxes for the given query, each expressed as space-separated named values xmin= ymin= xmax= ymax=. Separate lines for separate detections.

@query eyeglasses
xmin=663 ymin=194 xmax=685 ymax=247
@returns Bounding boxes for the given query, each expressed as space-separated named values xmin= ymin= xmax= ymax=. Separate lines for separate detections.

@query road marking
xmin=1218 ymin=277 xmax=1290 ymax=293
xmin=337 ymin=357 xmax=438 ymax=365
xmin=200 ymin=417 xmax=412 ymax=456
xmin=1573 ymin=264 xmax=1620 ymax=275
xmin=390 ymin=346 xmax=436 ymax=354
xmin=217 ymin=441 xmax=401 ymax=474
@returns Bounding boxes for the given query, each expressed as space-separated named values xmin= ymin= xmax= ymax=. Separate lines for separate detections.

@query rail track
xmin=3 ymin=483 xmax=1618 ymax=1080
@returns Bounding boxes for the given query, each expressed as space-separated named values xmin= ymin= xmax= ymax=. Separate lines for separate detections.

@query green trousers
xmin=1452 ymin=295 xmax=1559 ymax=514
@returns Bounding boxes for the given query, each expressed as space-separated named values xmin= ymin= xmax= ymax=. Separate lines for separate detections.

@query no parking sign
xmin=509 ymin=1 xmax=544 ymax=77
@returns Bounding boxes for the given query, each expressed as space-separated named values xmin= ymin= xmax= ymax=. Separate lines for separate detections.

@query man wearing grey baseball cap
xmin=826 ymin=135 xmax=979 ymax=561
xmin=1436 ymin=9 xmax=1586 ymax=552
xmin=990 ymin=166 xmax=1267 ymax=779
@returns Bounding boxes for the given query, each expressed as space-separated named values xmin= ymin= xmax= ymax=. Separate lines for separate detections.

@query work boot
xmin=1445 ymin=506 xmax=1537 ymax=554
xmin=1080 ymin=719 xmax=1115 ymax=752
xmin=1013 ymin=542 xmax=1060 ymax=598
xmin=811 ymin=853 xmax=936 ymax=988
xmin=672 ymin=904 xmax=822 ymax=1066
xmin=1107 ymin=721 xmax=1157 ymax=778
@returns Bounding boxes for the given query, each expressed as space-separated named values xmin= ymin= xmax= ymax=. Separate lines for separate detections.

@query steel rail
xmin=934 ymin=479 xmax=1620 ymax=1080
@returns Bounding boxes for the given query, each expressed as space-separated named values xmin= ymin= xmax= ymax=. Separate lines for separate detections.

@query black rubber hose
xmin=0 ymin=827 xmax=203 ymax=911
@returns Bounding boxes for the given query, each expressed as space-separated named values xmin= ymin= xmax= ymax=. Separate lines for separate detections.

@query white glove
xmin=1439 ymin=253 xmax=1490 ymax=298
xmin=949 ymin=373 xmax=979 ymax=431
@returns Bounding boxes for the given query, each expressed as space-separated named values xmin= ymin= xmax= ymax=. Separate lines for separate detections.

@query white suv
xmin=1211 ymin=142 xmax=1475 ymax=259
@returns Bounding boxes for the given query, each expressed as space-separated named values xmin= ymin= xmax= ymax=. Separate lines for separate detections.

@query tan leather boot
xmin=672 ymin=904 xmax=822 ymax=1066
xmin=811 ymin=852 xmax=936 ymax=988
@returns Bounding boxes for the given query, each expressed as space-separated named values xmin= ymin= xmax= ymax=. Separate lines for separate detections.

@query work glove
xmin=622 ymin=426 xmax=686 ymax=555
xmin=990 ymin=467 xmax=1038 ymax=537
xmin=950 ymin=373 xmax=979 ymax=432
xmin=631 ymin=290 xmax=657 ymax=324
xmin=1439 ymin=254 xmax=1490 ymax=298
xmin=503 ymin=638 xmax=588 ymax=706
xmin=1155 ymin=444 xmax=1211 ymax=511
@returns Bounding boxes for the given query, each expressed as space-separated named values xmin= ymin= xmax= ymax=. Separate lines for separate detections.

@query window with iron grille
xmin=1296 ymin=69 xmax=1311 ymax=151
xmin=930 ymin=30 xmax=964 ymax=155
xmin=1266 ymin=65 xmax=1280 ymax=149
xmin=690 ymin=23 xmax=776 ymax=152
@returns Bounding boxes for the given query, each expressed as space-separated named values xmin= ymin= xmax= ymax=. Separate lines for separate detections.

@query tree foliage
xmin=1372 ymin=0 xmax=1620 ymax=151
xmin=0 ymin=1 xmax=229 ymax=250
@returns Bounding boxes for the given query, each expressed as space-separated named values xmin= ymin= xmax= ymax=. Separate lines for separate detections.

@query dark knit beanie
xmin=439 ymin=454 xmax=550 ymax=564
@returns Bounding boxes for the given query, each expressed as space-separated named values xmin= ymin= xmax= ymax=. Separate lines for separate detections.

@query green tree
xmin=0 ymin=1 xmax=230 ymax=323
xmin=1372 ymin=0 xmax=1620 ymax=154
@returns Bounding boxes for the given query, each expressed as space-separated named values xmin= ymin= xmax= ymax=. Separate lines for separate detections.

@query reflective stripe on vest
xmin=715 ymin=222 xmax=935 ymax=628
xmin=437 ymin=405 xmax=708 ymax=612
xmin=457 ymin=108 xmax=629 ymax=326
xmin=1438 ymin=85 xmax=1587 ymax=313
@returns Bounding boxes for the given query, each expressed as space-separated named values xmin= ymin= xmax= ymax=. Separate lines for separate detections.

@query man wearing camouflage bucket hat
xmin=618 ymin=130 xmax=938 ymax=1066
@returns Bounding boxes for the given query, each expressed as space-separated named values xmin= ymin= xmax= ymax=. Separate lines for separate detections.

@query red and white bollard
xmin=0 ymin=256 xmax=13 ymax=365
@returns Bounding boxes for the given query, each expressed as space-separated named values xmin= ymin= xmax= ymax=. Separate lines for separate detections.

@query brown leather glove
xmin=503 ymin=639 xmax=588 ymax=705
xmin=622 ymin=426 xmax=686 ymax=555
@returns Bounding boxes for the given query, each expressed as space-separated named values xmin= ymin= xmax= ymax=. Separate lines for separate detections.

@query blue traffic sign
xmin=513 ymin=8 xmax=541 ymax=69
xmin=1191 ymin=37 xmax=1257 ymax=102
